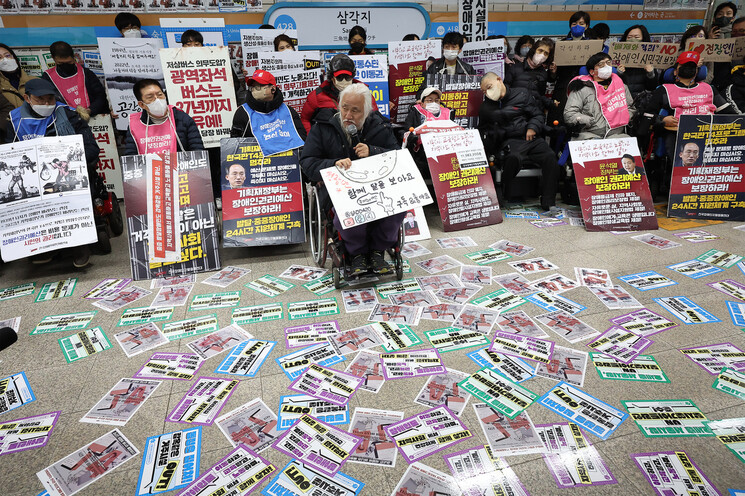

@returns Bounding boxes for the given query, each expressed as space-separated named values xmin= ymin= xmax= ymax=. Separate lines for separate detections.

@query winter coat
xmin=300 ymin=79 xmax=379 ymax=134
xmin=230 ymin=88 xmax=306 ymax=140
xmin=478 ymin=86 xmax=545 ymax=151
xmin=504 ymin=59 xmax=555 ymax=110
xmin=564 ymin=78 xmax=636 ymax=140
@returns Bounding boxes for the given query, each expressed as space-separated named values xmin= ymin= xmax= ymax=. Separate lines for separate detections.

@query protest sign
xmin=216 ymin=397 xmax=280 ymax=452
xmin=121 ymin=151 xmax=220 ymax=280
xmin=215 ymin=339 xmax=276 ymax=377
xmin=277 ymin=394 xmax=349 ymax=430
xmin=632 ymin=451 xmax=719 ymax=496
xmin=471 ymin=405 xmax=544 ymax=456
xmin=686 ymin=38 xmax=737 ymax=62
xmin=569 ymin=138 xmax=658 ymax=231
xmin=37 ymin=429 xmax=138 ymax=496
xmin=177 ymin=445 xmax=274 ymax=496
xmin=388 ymin=40 xmax=441 ymax=124
xmin=425 ymin=74 xmax=482 ymax=128
xmin=461 ymin=38 xmax=506 ymax=77
xmin=81 ymin=378 xmax=161 ymax=427
xmin=220 ymin=138 xmax=304 ymax=247
xmin=668 ymin=115 xmax=745 ymax=221
xmin=160 ymin=46 xmax=236 ymax=148
xmin=16 ymin=50 xmax=51 ymax=77
xmin=88 ymin=115 xmax=123 ymax=198
xmin=240 ymin=28 xmax=298 ymax=73
xmin=136 ymin=427 xmax=201 ymax=495
xmin=264 ymin=460 xmax=363 ymax=496
xmin=144 ymin=154 xmax=180 ymax=263
xmin=390 ymin=463 xmax=459 ymax=496
xmin=348 ymin=408 xmax=404 ymax=467
xmin=350 ymin=54 xmax=389 ymax=117
xmin=0 ymin=372 xmax=35 ymax=415
xmin=0 ymin=136 xmax=97 ymax=262
xmin=459 ymin=0 xmax=488 ymax=42
xmin=257 ymin=50 xmax=323 ymax=116
xmin=320 ymin=149 xmax=432 ymax=229
xmin=0 ymin=411 xmax=60 ymax=457
xmin=421 ymin=130 xmax=503 ymax=231
xmin=554 ymin=40 xmax=605 ymax=66
xmin=609 ymin=41 xmax=679 ymax=69
xmin=167 ymin=377 xmax=239 ymax=426
xmin=97 ymin=37 xmax=165 ymax=132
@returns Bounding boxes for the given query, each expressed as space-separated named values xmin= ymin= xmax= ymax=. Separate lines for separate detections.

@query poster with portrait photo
xmin=669 ymin=115 xmax=745 ymax=221
xmin=220 ymin=137 xmax=305 ymax=247
xmin=569 ymin=138 xmax=657 ymax=231
xmin=402 ymin=206 xmax=430 ymax=242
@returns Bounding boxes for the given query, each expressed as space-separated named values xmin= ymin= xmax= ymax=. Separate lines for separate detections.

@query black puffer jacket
xmin=300 ymin=109 xmax=398 ymax=184
xmin=725 ymin=66 xmax=745 ymax=113
xmin=478 ymin=86 xmax=545 ymax=151
xmin=230 ymin=88 xmax=306 ymax=140
xmin=620 ymin=67 xmax=658 ymax=98
xmin=504 ymin=59 xmax=554 ymax=110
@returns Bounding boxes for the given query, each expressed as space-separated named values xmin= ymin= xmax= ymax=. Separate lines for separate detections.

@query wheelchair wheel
xmin=308 ymin=185 xmax=328 ymax=267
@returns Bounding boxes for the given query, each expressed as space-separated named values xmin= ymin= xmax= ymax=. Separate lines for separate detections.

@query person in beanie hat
xmin=300 ymin=54 xmax=379 ymax=133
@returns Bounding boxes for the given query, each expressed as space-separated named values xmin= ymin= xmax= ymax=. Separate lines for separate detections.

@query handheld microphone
xmin=346 ymin=124 xmax=360 ymax=147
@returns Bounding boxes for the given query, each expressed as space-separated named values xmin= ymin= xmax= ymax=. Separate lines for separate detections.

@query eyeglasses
xmin=594 ymin=60 xmax=612 ymax=68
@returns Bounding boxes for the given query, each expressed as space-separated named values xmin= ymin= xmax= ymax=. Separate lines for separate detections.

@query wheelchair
xmin=307 ymin=183 xmax=405 ymax=289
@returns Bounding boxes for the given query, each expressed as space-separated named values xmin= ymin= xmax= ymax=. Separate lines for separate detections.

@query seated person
xmin=504 ymin=37 xmax=556 ymax=111
xmin=479 ymin=72 xmax=559 ymax=210
xmin=123 ymin=79 xmax=204 ymax=156
xmin=640 ymin=51 xmax=735 ymax=179
xmin=301 ymin=53 xmax=379 ymax=134
xmin=230 ymin=69 xmax=306 ymax=156
xmin=42 ymin=41 xmax=109 ymax=121
xmin=425 ymin=31 xmax=475 ymax=76
xmin=564 ymin=52 xmax=635 ymax=140
xmin=6 ymin=78 xmax=100 ymax=268
xmin=300 ymin=83 xmax=401 ymax=275
xmin=115 ymin=12 xmax=147 ymax=38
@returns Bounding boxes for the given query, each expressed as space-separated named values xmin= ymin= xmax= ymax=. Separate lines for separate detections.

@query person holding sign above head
xmin=301 ymin=54 xmax=379 ymax=134
xmin=564 ymin=52 xmax=635 ymax=141
xmin=230 ymin=69 xmax=306 ymax=155
xmin=300 ymin=83 xmax=400 ymax=275
xmin=478 ymin=72 xmax=559 ymax=211
xmin=122 ymin=78 xmax=204 ymax=156
xmin=42 ymin=41 xmax=109 ymax=122
xmin=7 ymin=78 xmax=100 ymax=268
xmin=425 ymin=31 xmax=475 ymax=76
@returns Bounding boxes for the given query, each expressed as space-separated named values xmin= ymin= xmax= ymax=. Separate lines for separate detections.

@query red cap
xmin=333 ymin=69 xmax=354 ymax=78
xmin=248 ymin=69 xmax=276 ymax=86
xmin=677 ymin=51 xmax=700 ymax=66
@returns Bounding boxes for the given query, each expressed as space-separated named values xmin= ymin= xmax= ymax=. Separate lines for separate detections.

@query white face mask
xmin=486 ymin=86 xmax=501 ymax=101
xmin=443 ymin=49 xmax=459 ymax=61
xmin=122 ymin=29 xmax=142 ymax=39
xmin=532 ymin=53 xmax=547 ymax=65
xmin=334 ymin=79 xmax=352 ymax=92
xmin=0 ymin=58 xmax=18 ymax=72
xmin=597 ymin=65 xmax=613 ymax=80
xmin=146 ymin=97 xmax=168 ymax=118
xmin=32 ymin=104 xmax=56 ymax=117
xmin=425 ymin=102 xmax=440 ymax=114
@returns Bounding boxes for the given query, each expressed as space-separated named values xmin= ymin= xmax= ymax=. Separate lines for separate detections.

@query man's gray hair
xmin=339 ymin=83 xmax=373 ymax=121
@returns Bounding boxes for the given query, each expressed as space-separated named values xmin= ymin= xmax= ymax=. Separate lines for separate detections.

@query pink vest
xmin=663 ymin=83 xmax=717 ymax=118
xmin=46 ymin=64 xmax=90 ymax=108
xmin=574 ymin=74 xmax=630 ymax=130
xmin=413 ymin=104 xmax=452 ymax=122
xmin=129 ymin=107 xmax=179 ymax=156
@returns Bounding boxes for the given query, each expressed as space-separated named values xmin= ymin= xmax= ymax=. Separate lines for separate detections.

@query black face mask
xmin=678 ymin=64 xmax=697 ymax=80
xmin=350 ymin=42 xmax=365 ymax=53
xmin=714 ymin=16 xmax=733 ymax=28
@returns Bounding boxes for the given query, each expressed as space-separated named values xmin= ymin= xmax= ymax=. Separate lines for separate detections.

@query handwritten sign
xmin=609 ymin=42 xmax=679 ymax=69
xmin=554 ymin=40 xmax=604 ymax=66
xmin=686 ymin=39 xmax=736 ymax=62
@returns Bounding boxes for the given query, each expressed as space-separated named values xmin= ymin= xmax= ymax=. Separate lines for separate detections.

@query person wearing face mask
xmin=229 ymin=69 xmax=306 ymax=156
xmin=616 ymin=25 xmax=658 ymax=99
xmin=478 ymin=72 xmax=560 ymax=211
xmin=300 ymin=83 xmax=399 ymax=275
xmin=512 ymin=36 xmax=534 ymax=64
xmin=348 ymin=25 xmax=374 ymax=56
xmin=301 ymin=54 xmax=379 ymax=134
xmin=564 ymin=52 xmax=635 ymax=141
xmin=273 ymin=34 xmax=295 ymax=52
xmin=7 ymin=78 xmax=101 ymax=267
xmin=504 ymin=38 xmax=556 ymax=111
xmin=0 ymin=43 xmax=35 ymax=109
xmin=640 ymin=51 xmax=735 ymax=192
xmin=122 ymin=79 xmax=204 ymax=156
xmin=403 ymin=87 xmax=453 ymax=174
xmin=710 ymin=2 xmax=737 ymax=39
xmin=114 ymin=12 xmax=147 ymax=39
xmin=41 ymin=41 xmax=110 ymax=122
xmin=552 ymin=11 xmax=592 ymax=118
xmin=425 ymin=31 xmax=475 ymax=77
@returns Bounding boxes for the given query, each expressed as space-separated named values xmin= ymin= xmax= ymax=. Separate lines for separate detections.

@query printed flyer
xmin=185 ymin=324 xmax=252 ymax=360
xmin=262 ymin=460 xmax=364 ymax=496
xmin=459 ymin=367 xmax=538 ymax=419
xmin=415 ymin=369 xmax=471 ymax=416
xmin=277 ymin=394 xmax=349 ymax=431
xmin=215 ymin=340 xmax=275 ymax=378
xmin=32 ymin=311 xmax=97 ymax=335
xmin=345 ymin=350 xmax=386 ymax=394
xmin=623 ymin=399 xmax=713 ymax=437
xmin=135 ymin=427 xmax=201 ymax=495
xmin=275 ymin=343 xmax=345 ymax=380
xmin=0 ymin=410 xmax=59 ymax=456
xmin=472 ymin=404 xmax=545 ymax=456
xmin=467 ymin=347 xmax=536 ymax=383
xmin=216 ymin=397 xmax=280 ymax=452
xmin=288 ymin=364 xmax=364 ymax=407
xmin=167 ymin=377 xmax=239 ymax=426
xmin=631 ymin=451 xmax=720 ymax=496
xmin=135 ymin=353 xmax=203 ymax=381
xmin=177 ymin=445 xmax=275 ymax=496
xmin=81 ymin=378 xmax=161 ymax=427
xmin=347 ymin=408 xmax=404 ymax=467
xmin=380 ymin=348 xmax=446 ymax=379
xmin=58 ymin=327 xmax=112 ymax=363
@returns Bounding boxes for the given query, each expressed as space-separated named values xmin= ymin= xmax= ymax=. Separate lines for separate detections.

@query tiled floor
xmin=1 ymin=202 xmax=745 ymax=496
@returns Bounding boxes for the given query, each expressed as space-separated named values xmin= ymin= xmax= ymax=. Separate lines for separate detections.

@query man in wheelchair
xmin=300 ymin=83 xmax=402 ymax=276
